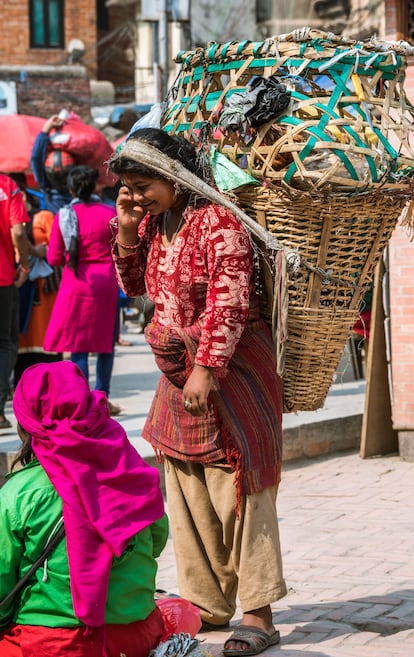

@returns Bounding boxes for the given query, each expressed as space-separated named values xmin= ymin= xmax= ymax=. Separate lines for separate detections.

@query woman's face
xmin=120 ymin=174 xmax=178 ymax=216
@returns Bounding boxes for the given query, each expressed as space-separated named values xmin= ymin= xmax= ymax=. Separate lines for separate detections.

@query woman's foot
xmin=107 ymin=400 xmax=122 ymax=416
xmin=0 ymin=415 xmax=12 ymax=429
xmin=116 ymin=337 xmax=133 ymax=346
xmin=223 ymin=606 xmax=277 ymax=654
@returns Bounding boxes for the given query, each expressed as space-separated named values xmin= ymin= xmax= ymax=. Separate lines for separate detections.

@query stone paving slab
xmin=156 ymin=452 xmax=414 ymax=657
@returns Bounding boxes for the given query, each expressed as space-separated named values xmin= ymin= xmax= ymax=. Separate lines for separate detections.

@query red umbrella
xmin=0 ymin=114 xmax=46 ymax=175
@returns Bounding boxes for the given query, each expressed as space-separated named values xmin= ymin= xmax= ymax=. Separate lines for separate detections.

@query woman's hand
xmin=33 ymin=243 xmax=47 ymax=259
xmin=183 ymin=365 xmax=215 ymax=416
xmin=14 ymin=265 xmax=29 ymax=289
xmin=42 ymin=115 xmax=64 ymax=134
xmin=116 ymin=185 xmax=146 ymax=244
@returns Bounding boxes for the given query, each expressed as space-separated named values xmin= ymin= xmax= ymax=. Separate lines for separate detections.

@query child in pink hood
xmin=0 ymin=360 xmax=168 ymax=657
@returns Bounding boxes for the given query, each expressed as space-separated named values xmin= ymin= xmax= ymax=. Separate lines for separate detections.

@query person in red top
xmin=108 ymin=129 xmax=287 ymax=657
xmin=0 ymin=174 xmax=35 ymax=428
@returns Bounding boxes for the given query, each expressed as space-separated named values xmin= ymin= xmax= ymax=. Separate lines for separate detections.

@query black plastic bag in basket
xmin=218 ymin=75 xmax=291 ymax=134
xmin=244 ymin=75 xmax=291 ymax=128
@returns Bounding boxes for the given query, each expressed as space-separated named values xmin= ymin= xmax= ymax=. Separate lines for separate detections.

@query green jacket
xmin=0 ymin=460 xmax=169 ymax=630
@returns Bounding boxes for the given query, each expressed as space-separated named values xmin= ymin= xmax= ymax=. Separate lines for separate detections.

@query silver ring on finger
xmin=184 ymin=400 xmax=192 ymax=410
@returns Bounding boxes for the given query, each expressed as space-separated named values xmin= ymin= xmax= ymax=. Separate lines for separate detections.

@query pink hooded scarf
xmin=12 ymin=361 xmax=165 ymax=627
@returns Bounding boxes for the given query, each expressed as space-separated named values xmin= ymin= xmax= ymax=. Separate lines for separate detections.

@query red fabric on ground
xmin=0 ymin=625 xmax=23 ymax=657
xmin=105 ymin=606 xmax=165 ymax=657
xmin=0 ymin=624 xmax=102 ymax=657
xmin=0 ymin=608 xmax=164 ymax=657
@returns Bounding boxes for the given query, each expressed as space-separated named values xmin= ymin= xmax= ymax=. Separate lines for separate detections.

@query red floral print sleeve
xmin=113 ymin=203 xmax=254 ymax=370
xmin=195 ymin=204 xmax=253 ymax=368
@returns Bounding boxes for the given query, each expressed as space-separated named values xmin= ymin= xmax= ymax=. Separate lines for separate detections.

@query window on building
xmin=29 ymin=0 xmax=64 ymax=49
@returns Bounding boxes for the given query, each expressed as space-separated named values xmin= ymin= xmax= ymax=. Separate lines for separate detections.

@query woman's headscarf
xmin=12 ymin=361 xmax=165 ymax=627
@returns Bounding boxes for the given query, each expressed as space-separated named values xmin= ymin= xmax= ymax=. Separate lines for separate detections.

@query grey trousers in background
xmin=0 ymin=285 xmax=18 ymax=414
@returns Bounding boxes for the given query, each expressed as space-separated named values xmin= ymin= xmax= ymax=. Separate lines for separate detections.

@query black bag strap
xmin=0 ymin=520 xmax=65 ymax=610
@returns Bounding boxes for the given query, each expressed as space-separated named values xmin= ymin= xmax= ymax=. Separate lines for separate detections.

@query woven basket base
xmin=234 ymin=186 xmax=408 ymax=412
xmin=282 ymin=306 xmax=358 ymax=412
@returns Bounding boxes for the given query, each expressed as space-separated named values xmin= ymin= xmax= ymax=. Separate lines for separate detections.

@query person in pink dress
xmin=43 ymin=165 xmax=121 ymax=415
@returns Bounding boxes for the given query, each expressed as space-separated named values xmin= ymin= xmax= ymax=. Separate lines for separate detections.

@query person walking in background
xmin=14 ymin=188 xmax=62 ymax=385
xmin=43 ymin=165 xmax=121 ymax=416
xmin=0 ymin=360 xmax=168 ymax=657
xmin=109 ymin=128 xmax=286 ymax=656
xmin=30 ymin=114 xmax=74 ymax=214
xmin=95 ymin=178 xmax=134 ymax=348
xmin=0 ymin=174 xmax=45 ymax=429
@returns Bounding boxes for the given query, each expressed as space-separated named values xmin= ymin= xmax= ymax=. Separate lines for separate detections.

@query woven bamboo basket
xmin=161 ymin=28 xmax=414 ymax=412
xmin=236 ymin=186 xmax=407 ymax=411
xmin=163 ymin=28 xmax=414 ymax=194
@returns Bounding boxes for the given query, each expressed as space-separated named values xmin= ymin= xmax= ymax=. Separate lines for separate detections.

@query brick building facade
xmin=383 ymin=0 xmax=414 ymax=460
xmin=0 ymin=1 xmax=97 ymax=76
xmin=0 ymin=0 xmax=97 ymax=119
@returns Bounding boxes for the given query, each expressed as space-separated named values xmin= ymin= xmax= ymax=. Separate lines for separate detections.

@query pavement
xmin=1 ymin=325 xmax=413 ymax=656
xmin=0 ymin=325 xmax=366 ymax=464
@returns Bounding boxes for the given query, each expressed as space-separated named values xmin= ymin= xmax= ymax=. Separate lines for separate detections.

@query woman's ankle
xmin=241 ymin=606 xmax=274 ymax=632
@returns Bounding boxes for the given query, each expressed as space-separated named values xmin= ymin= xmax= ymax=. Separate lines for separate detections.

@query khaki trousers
xmin=164 ymin=458 xmax=287 ymax=625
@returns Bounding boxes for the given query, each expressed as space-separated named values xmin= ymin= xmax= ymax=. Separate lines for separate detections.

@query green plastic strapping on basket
xmin=165 ymin=29 xmax=414 ymax=194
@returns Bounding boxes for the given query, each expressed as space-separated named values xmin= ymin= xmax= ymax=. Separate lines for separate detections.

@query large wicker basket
xmin=236 ymin=186 xmax=407 ymax=411
xmin=161 ymin=28 xmax=414 ymax=411
xmin=164 ymin=28 xmax=414 ymax=194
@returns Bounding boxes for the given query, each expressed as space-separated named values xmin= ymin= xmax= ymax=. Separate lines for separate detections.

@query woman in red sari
xmin=109 ymin=128 xmax=287 ymax=657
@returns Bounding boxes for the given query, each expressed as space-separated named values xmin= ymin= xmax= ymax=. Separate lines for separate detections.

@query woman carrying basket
xmin=109 ymin=127 xmax=287 ymax=656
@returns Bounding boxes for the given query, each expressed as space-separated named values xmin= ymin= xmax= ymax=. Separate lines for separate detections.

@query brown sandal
xmin=223 ymin=625 xmax=280 ymax=656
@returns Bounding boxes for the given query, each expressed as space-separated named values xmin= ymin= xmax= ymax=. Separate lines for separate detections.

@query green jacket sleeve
xmin=0 ymin=497 xmax=23 ymax=630
xmin=150 ymin=513 xmax=169 ymax=558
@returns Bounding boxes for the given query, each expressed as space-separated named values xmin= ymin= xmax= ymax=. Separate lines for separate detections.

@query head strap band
xmin=112 ymin=139 xmax=282 ymax=252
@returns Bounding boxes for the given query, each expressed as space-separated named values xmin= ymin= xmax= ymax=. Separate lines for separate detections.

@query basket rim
xmin=174 ymin=27 xmax=414 ymax=67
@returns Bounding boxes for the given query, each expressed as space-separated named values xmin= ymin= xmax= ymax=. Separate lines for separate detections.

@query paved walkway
xmin=0 ymin=328 xmax=366 ymax=460
xmin=164 ymin=450 xmax=413 ymax=657
xmin=1 ymin=328 xmax=413 ymax=656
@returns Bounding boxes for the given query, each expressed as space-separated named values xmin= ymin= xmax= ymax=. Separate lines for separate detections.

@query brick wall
xmin=0 ymin=66 xmax=91 ymax=121
xmin=388 ymin=223 xmax=414 ymax=431
xmin=0 ymin=0 xmax=97 ymax=119
xmin=0 ymin=0 xmax=97 ymax=79
xmin=386 ymin=0 xmax=414 ymax=455
xmin=403 ymin=62 xmax=414 ymax=103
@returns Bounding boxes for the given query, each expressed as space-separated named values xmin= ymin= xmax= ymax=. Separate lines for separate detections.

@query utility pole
xmin=152 ymin=21 xmax=162 ymax=103
xmin=158 ymin=0 xmax=169 ymax=101
xmin=140 ymin=0 xmax=190 ymax=103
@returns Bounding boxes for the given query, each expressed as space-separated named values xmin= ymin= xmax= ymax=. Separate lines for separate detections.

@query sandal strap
xmin=224 ymin=625 xmax=280 ymax=650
